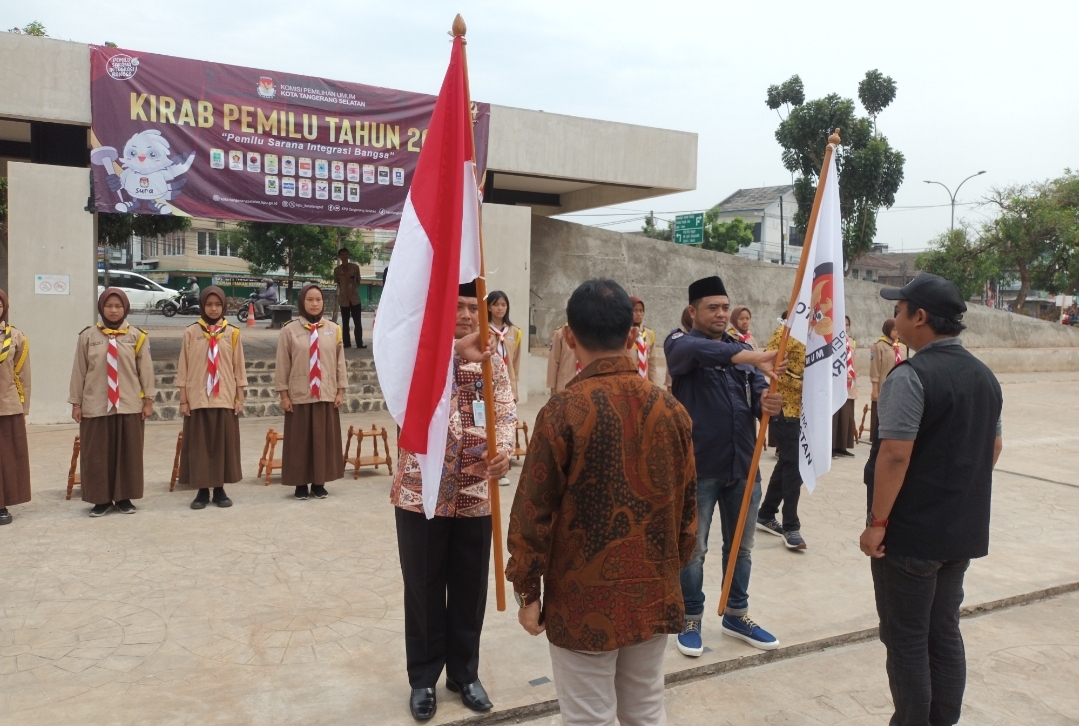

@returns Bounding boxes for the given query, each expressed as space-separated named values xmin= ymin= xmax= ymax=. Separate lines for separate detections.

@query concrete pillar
xmin=7 ymin=162 xmax=96 ymax=424
xmin=481 ymin=203 xmax=532 ymax=403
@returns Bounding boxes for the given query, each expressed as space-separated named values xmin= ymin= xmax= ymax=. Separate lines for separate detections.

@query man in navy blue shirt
xmin=666 ymin=275 xmax=785 ymax=656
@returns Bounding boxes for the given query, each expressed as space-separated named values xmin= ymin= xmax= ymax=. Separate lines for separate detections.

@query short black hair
xmin=338 ymin=248 xmax=349 ymax=255
xmin=904 ymin=301 xmax=966 ymax=336
xmin=566 ymin=279 xmax=633 ymax=352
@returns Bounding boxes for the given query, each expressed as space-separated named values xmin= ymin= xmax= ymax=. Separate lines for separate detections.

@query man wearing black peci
xmin=860 ymin=272 xmax=1003 ymax=726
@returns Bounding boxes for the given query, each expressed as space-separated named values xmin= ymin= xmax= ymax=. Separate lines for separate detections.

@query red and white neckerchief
xmin=636 ymin=330 xmax=649 ymax=378
xmin=98 ymin=323 xmax=125 ymax=411
xmin=846 ymin=339 xmax=856 ymax=391
xmin=303 ymin=321 xmax=323 ymax=398
xmin=575 ymin=360 xmax=582 ymax=375
xmin=893 ymin=342 xmax=903 ymax=365
xmin=732 ymin=328 xmax=752 ymax=344
xmin=201 ymin=320 xmax=228 ymax=397
xmin=490 ymin=323 xmax=509 ymax=363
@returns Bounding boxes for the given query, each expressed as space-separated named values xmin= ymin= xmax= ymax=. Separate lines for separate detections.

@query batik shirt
xmin=390 ymin=353 xmax=516 ymax=517
xmin=507 ymin=356 xmax=698 ymax=652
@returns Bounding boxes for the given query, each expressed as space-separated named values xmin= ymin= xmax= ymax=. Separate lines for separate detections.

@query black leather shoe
xmin=409 ymin=687 xmax=436 ymax=721
xmin=446 ymin=678 xmax=493 ymax=712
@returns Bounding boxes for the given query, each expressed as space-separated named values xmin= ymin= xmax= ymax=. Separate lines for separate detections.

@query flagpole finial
xmin=452 ymin=14 xmax=467 ymax=37
xmin=829 ymin=128 xmax=841 ymax=145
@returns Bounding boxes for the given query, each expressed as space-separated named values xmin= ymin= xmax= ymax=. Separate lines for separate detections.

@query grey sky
xmin=11 ymin=0 xmax=1078 ymax=251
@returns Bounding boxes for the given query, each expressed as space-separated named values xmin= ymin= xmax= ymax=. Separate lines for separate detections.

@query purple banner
xmin=89 ymin=45 xmax=490 ymax=228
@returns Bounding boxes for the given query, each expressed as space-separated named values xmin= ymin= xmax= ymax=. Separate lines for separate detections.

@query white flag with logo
xmin=789 ymin=152 xmax=846 ymax=492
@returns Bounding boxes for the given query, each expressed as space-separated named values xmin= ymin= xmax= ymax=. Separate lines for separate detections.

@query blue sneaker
xmin=721 ymin=614 xmax=779 ymax=651
xmin=676 ymin=619 xmax=704 ymax=657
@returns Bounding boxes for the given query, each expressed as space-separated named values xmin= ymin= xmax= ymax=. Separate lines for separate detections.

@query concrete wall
xmin=7 ymin=163 xmax=97 ymax=424
xmin=481 ymin=203 xmax=532 ymax=403
xmin=524 ymin=215 xmax=1079 ymax=395
xmin=0 ymin=34 xmax=91 ymax=124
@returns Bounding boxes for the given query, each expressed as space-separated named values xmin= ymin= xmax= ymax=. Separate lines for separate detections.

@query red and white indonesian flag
xmin=789 ymin=152 xmax=846 ymax=492
xmin=373 ymin=36 xmax=481 ymax=518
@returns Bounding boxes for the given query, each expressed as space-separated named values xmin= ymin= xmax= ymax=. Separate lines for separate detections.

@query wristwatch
xmin=514 ymin=589 xmax=538 ymax=608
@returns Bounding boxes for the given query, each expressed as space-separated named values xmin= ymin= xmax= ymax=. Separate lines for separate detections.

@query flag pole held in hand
xmin=456 ymin=14 xmax=507 ymax=612
xmin=716 ymin=129 xmax=842 ymax=617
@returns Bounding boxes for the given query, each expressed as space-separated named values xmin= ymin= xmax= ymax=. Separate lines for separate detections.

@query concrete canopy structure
xmin=0 ymin=32 xmax=697 ymax=411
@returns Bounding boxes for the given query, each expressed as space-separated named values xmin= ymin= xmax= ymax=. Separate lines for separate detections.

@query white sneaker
xmin=498 ymin=477 xmax=510 ymax=486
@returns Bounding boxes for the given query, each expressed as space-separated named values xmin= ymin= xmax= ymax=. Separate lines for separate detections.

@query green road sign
xmin=674 ymin=213 xmax=704 ymax=245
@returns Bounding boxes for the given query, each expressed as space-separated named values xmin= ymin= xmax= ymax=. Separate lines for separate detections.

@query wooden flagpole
xmin=455 ymin=13 xmax=507 ymax=612
xmin=716 ymin=129 xmax=841 ymax=616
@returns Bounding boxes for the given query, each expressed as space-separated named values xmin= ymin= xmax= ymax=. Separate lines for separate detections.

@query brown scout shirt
xmin=68 ymin=324 xmax=156 ymax=417
xmin=507 ymin=356 xmax=698 ymax=652
xmin=273 ymin=319 xmax=348 ymax=404
xmin=176 ymin=322 xmax=248 ymax=409
xmin=546 ymin=326 xmax=580 ymax=393
xmin=0 ymin=326 xmax=31 ymax=416
xmin=333 ymin=261 xmax=362 ymax=308
xmin=869 ymin=337 xmax=909 ymax=398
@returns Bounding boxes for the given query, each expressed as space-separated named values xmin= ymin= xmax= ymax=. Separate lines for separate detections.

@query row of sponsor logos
xmin=262 ymin=176 xmax=368 ymax=202
xmin=210 ymin=149 xmax=404 ymax=185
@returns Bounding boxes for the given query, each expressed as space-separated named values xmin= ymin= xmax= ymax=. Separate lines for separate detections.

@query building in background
xmin=712 ymin=185 xmax=802 ymax=264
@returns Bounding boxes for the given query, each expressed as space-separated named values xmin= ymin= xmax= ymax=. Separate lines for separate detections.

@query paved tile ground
xmin=0 ymin=372 xmax=1076 ymax=724
xmin=523 ymin=591 xmax=1079 ymax=725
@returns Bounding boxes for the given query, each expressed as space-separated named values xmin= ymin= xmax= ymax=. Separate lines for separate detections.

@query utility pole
xmin=779 ymin=195 xmax=785 ymax=265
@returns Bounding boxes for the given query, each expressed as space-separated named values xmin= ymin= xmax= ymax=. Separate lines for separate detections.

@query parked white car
xmin=97 ymin=270 xmax=175 ymax=311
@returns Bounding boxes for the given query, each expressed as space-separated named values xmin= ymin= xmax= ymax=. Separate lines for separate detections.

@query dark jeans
xmin=395 ymin=508 xmax=491 ymax=688
xmin=759 ymin=417 xmax=802 ymax=532
xmin=680 ymin=477 xmax=760 ymax=618
xmin=340 ymin=304 xmax=364 ymax=346
xmin=872 ymin=555 xmax=970 ymax=726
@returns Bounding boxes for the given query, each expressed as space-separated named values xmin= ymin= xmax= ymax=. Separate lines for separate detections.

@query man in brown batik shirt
xmin=507 ymin=278 xmax=697 ymax=726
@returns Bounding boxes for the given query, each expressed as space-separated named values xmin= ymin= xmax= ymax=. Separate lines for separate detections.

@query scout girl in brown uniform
xmin=68 ymin=288 xmax=155 ymax=516
xmin=274 ymin=284 xmax=346 ymax=500
xmin=0 ymin=290 xmax=32 ymax=525
xmin=176 ymin=286 xmax=246 ymax=509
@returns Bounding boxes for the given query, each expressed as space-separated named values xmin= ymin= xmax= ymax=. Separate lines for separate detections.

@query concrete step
xmin=148 ymin=358 xmax=385 ymax=420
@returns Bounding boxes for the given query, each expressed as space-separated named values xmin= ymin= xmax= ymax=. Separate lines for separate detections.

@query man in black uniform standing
xmin=860 ymin=273 xmax=1003 ymax=726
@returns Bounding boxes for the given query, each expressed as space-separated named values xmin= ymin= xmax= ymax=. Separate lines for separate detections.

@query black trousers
xmin=340 ymin=304 xmax=363 ymax=346
xmin=760 ymin=416 xmax=802 ymax=532
xmin=395 ymin=508 xmax=491 ymax=688
xmin=872 ymin=555 xmax=969 ymax=726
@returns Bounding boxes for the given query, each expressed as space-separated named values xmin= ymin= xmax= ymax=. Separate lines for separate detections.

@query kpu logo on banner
xmin=106 ymin=54 xmax=139 ymax=80
xmin=257 ymin=76 xmax=276 ymax=99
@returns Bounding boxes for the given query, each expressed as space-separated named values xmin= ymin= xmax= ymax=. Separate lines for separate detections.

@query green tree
xmin=702 ymin=212 xmax=754 ymax=255
xmin=858 ymin=70 xmax=897 ymax=135
xmin=980 ymin=171 xmax=1079 ymax=312
xmin=225 ymin=222 xmax=338 ymax=299
xmin=330 ymin=228 xmax=373 ymax=266
xmin=7 ymin=21 xmax=47 ymax=36
xmin=916 ymin=227 xmax=1006 ymax=301
xmin=768 ymin=73 xmax=905 ymax=271
xmin=640 ymin=212 xmax=672 ymax=241
xmin=766 ymin=75 xmax=805 ymax=120
xmin=96 ymin=212 xmax=191 ymax=286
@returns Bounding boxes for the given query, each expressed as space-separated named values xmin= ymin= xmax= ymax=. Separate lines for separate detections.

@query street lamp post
xmin=924 ymin=171 xmax=987 ymax=230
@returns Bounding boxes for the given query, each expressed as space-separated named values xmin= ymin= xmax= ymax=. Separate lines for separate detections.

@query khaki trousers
xmin=549 ymin=634 xmax=668 ymax=726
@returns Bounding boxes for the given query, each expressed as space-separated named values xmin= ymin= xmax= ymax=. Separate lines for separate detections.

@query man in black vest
xmin=860 ymin=273 xmax=1003 ymax=726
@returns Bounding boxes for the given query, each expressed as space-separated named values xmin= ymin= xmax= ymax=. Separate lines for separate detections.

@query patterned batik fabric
xmin=390 ymin=354 xmax=516 ymax=517
xmin=506 ymin=355 xmax=699 ymax=652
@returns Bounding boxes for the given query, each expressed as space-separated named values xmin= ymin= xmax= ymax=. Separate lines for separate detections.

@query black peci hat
xmin=880 ymin=272 xmax=967 ymax=322
xmin=458 ymin=280 xmax=478 ymax=298
xmin=688 ymin=276 xmax=728 ymax=303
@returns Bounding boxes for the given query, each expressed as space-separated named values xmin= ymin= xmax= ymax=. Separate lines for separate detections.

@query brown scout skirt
xmin=281 ymin=401 xmax=344 ymax=486
xmin=0 ymin=413 xmax=31 ymax=508
xmin=832 ymin=398 xmax=856 ymax=451
xmin=178 ymin=407 xmax=243 ymax=488
xmin=79 ymin=413 xmax=145 ymax=504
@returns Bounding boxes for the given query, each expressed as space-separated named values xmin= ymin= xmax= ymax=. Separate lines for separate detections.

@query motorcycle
xmin=159 ymin=292 xmax=201 ymax=318
xmin=235 ymin=292 xmax=272 ymax=323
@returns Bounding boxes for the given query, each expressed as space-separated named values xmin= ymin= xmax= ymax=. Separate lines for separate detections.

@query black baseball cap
xmin=880 ymin=272 xmax=966 ymax=322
